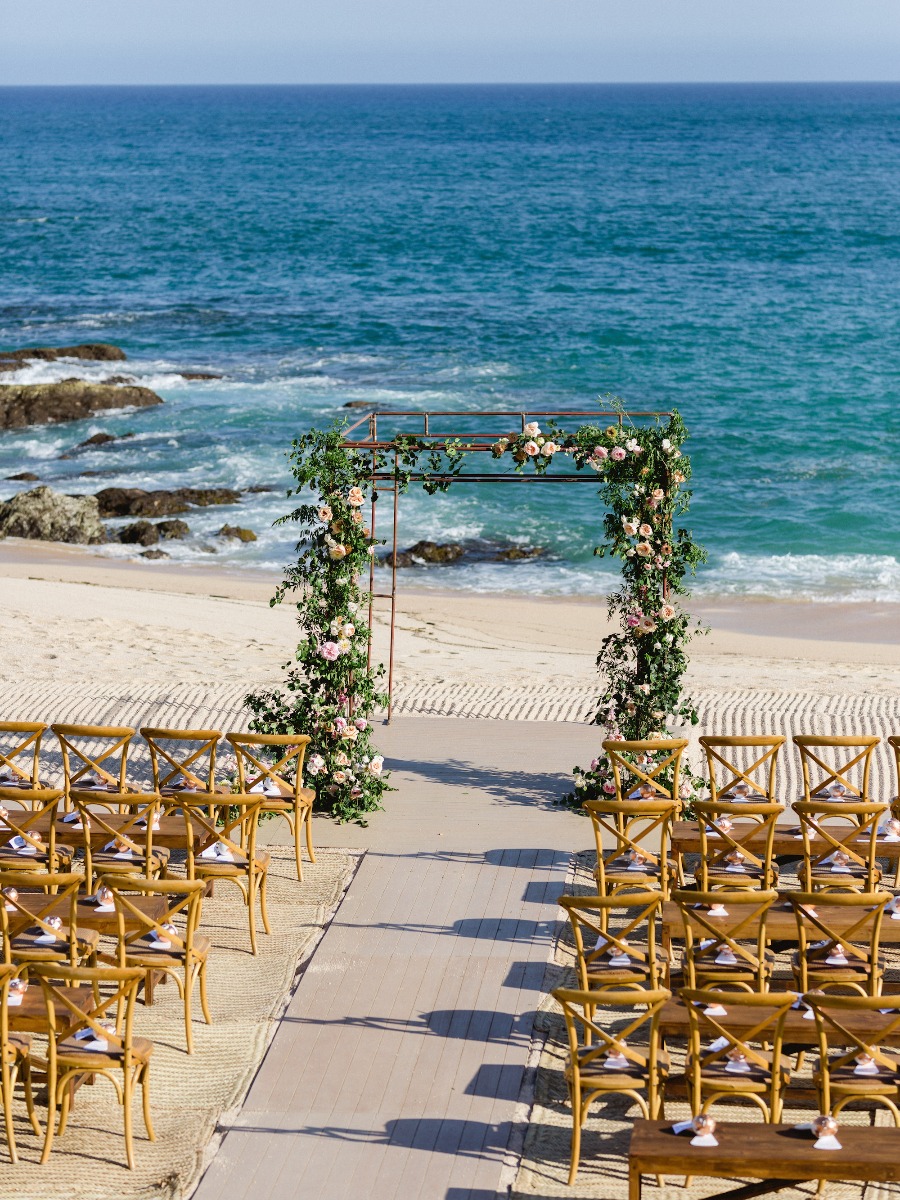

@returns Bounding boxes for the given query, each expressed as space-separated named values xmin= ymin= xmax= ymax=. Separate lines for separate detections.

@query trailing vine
xmin=247 ymin=403 xmax=705 ymax=824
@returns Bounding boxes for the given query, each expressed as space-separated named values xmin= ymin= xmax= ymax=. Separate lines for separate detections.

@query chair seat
xmin=11 ymin=925 xmax=100 ymax=958
xmin=585 ymin=953 xmax=664 ymax=984
xmin=0 ymin=844 xmax=73 ymax=868
xmin=572 ymin=1047 xmax=671 ymax=1088
xmin=693 ymin=1052 xmax=789 ymax=1093
xmin=792 ymin=949 xmax=883 ymax=976
xmin=126 ymin=932 xmax=211 ymax=964
xmin=57 ymin=1033 xmax=153 ymax=1067
xmin=694 ymin=949 xmax=776 ymax=976
xmin=195 ymin=849 xmax=269 ymax=874
xmin=817 ymin=1063 xmax=900 ymax=1095
xmin=700 ymin=864 xmax=777 ymax=884
xmin=90 ymin=849 xmax=169 ymax=871
xmin=810 ymin=862 xmax=879 ymax=880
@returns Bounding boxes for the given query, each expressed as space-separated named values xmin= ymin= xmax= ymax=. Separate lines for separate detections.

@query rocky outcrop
xmin=158 ymin=519 xmax=189 ymax=539
xmin=140 ymin=549 xmax=169 ymax=560
xmin=0 ymin=344 xmax=127 ymax=370
xmin=0 ymin=486 xmax=105 ymax=544
xmin=6 ymin=472 xmax=39 ymax=481
xmin=96 ymin=486 xmax=240 ymax=518
xmin=219 ymin=524 xmax=257 ymax=542
xmin=384 ymin=539 xmax=545 ymax=568
xmin=0 ymin=380 xmax=163 ymax=430
xmin=180 ymin=371 xmax=222 ymax=381
xmin=113 ymin=517 xmax=190 ymax=545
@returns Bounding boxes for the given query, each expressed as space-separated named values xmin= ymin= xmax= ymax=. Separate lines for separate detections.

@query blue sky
xmin=4 ymin=0 xmax=900 ymax=85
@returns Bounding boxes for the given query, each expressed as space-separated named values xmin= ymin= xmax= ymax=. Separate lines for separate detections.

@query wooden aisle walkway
xmin=192 ymin=717 xmax=595 ymax=1200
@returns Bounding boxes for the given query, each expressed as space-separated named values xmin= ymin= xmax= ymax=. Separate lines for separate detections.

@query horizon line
xmin=2 ymin=79 xmax=900 ymax=90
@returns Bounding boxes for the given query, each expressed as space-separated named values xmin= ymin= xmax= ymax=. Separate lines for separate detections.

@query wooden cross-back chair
xmin=794 ymin=799 xmax=884 ymax=892
xmin=558 ymin=891 xmax=665 ymax=1000
xmin=584 ymin=797 xmax=678 ymax=916
xmin=52 ymin=723 xmax=138 ymax=809
xmin=0 ymin=869 xmax=98 ymax=968
xmin=140 ymin=727 xmax=222 ymax=797
xmin=101 ymin=875 xmax=210 ymax=1054
xmin=226 ymin=732 xmax=314 ymax=881
xmin=794 ymin=734 xmax=880 ymax=802
xmin=700 ymin=735 xmax=786 ymax=803
xmin=551 ymin=986 xmax=671 ymax=1185
xmin=0 ymin=722 xmax=47 ymax=788
xmin=787 ymin=890 xmax=890 ymax=997
xmin=889 ymin=735 xmax=900 ymax=811
xmin=182 ymin=794 xmax=270 ymax=954
xmin=603 ymin=737 xmax=689 ymax=806
xmin=72 ymin=793 xmax=167 ymax=895
xmin=674 ymin=888 xmax=779 ymax=993
xmin=806 ymin=993 xmax=900 ymax=1125
xmin=0 ymin=786 xmax=71 ymax=874
xmin=682 ymin=986 xmax=798 ymax=1123
xmin=0 ymin=962 xmax=40 ymax=1163
xmin=693 ymin=800 xmax=782 ymax=891
xmin=32 ymin=963 xmax=154 ymax=1169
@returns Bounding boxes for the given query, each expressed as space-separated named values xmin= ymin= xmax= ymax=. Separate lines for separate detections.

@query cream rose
xmin=523 ymin=440 xmax=539 ymax=456
xmin=328 ymin=545 xmax=348 ymax=560
xmin=638 ymin=523 xmax=653 ymax=537
xmin=523 ymin=421 xmax=541 ymax=437
xmin=659 ymin=603 xmax=676 ymax=621
xmin=347 ymin=487 xmax=364 ymax=507
xmin=622 ymin=521 xmax=639 ymax=537
xmin=317 ymin=505 xmax=332 ymax=522
xmin=540 ymin=441 xmax=557 ymax=457
xmin=636 ymin=541 xmax=652 ymax=557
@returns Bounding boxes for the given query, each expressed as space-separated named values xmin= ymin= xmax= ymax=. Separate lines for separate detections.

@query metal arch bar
xmin=338 ymin=407 xmax=675 ymax=722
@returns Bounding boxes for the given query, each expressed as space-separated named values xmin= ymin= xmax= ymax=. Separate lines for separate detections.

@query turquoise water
xmin=1 ymin=84 xmax=899 ymax=600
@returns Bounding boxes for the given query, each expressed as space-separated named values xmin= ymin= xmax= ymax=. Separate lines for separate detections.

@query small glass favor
xmin=3 ymin=887 xmax=18 ymax=912
xmin=826 ymin=783 xmax=848 ymax=799
xmin=888 ymin=896 xmax=900 ymax=920
xmin=811 ymin=1114 xmax=841 ymax=1150
xmin=831 ymin=851 xmax=851 ymax=872
xmin=725 ymin=850 xmax=745 ymax=872
xmin=716 ymin=816 xmax=734 ymax=835
xmin=96 ymin=885 xmax=114 ymax=909
xmin=7 ymin=977 xmax=27 ymax=1006
xmin=708 ymin=902 xmax=729 ymax=918
xmin=690 ymin=1113 xmax=718 ymax=1146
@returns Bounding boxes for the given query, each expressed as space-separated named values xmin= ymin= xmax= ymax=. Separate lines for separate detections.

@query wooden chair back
xmin=794 ymin=800 xmax=884 ymax=891
xmin=693 ymin=800 xmax=782 ymax=890
xmin=0 ymin=786 xmax=65 ymax=868
xmin=140 ymin=727 xmax=222 ymax=794
xmin=225 ymin=732 xmax=312 ymax=798
xmin=0 ymin=870 xmax=82 ymax=964
xmin=557 ymin=891 xmax=663 ymax=990
xmin=674 ymin=888 xmax=779 ymax=988
xmin=699 ymin=735 xmax=785 ymax=803
xmin=52 ymin=723 xmax=136 ymax=798
xmin=889 ymin=736 xmax=900 ymax=809
xmin=788 ymin=890 xmax=890 ymax=981
xmin=682 ymin=985 xmax=798 ymax=1118
xmin=602 ymin=738 xmax=689 ymax=805
xmin=0 ymin=722 xmax=47 ymax=787
xmin=181 ymin=794 xmax=265 ymax=873
xmin=101 ymin=874 xmax=204 ymax=959
xmin=805 ymin=992 xmax=900 ymax=1117
xmin=584 ymin=797 xmax=677 ymax=899
xmin=32 ymin=961 xmax=143 ymax=1051
xmin=553 ymin=985 xmax=671 ymax=1084
xmin=72 ymin=794 xmax=162 ymax=891
xmin=794 ymin=735 xmax=880 ymax=802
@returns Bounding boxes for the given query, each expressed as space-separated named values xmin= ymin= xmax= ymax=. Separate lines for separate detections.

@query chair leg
xmin=199 ymin=959 xmax=212 ymax=1025
xmin=40 ymin=1083 xmax=58 ymax=1164
xmin=568 ymin=1096 xmax=582 ymax=1186
xmin=305 ymin=808 xmax=316 ymax=864
xmin=22 ymin=1059 xmax=41 ymax=1136
xmin=57 ymin=1078 xmax=74 ymax=1136
xmin=123 ymin=1071 xmax=135 ymax=1170
xmin=1 ymin=1061 xmax=17 ymax=1164
xmin=184 ymin=969 xmax=193 ymax=1054
xmin=259 ymin=869 xmax=272 ymax=935
xmin=293 ymin=811 xmax=303 ymax=882
xmin=141 ymin=1064 xmax=155 ymax=1142
xmin=247 ymin=878 xmax=258 ymax=956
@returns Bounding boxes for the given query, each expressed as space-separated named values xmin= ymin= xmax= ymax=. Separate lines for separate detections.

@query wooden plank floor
xmin=192 ymin=717 xmax=595 ymax=1200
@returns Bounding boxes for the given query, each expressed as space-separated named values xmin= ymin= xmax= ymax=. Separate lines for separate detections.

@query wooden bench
xmin=628 ymin=1119 xmax=900 ymax=1199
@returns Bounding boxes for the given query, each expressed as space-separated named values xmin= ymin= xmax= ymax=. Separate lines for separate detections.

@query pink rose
xmin=334 ymin=716 xmax=347 ymax=730
xmin=626 ymin=614 xmax=641 ymax=628
xmin=319 ymin=641 xmax=340 ymax=661
xmin=589 ymin=758 xmax=599 ymax=771
xmin=610 ymin=446 xmax=626 ymax=461
xmin=602 ymin=781 xmax=616 ymax=794
xmin=592 ymin=446 xmax=608 ymax=460
xmin=354 ymin=718 xmax=368 ymax=730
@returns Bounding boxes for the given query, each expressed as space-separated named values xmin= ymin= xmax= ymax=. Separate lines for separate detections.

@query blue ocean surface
xmin=1 ymin=83 xmax=899 ymax=601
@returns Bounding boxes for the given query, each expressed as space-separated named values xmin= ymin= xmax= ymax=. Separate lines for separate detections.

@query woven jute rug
xmin=512 ymin=853 xmax=900 ymax=1200
xmin=0 ymin=845 xmax=360 ymax=1199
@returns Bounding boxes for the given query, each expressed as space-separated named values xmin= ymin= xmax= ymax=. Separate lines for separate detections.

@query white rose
xmin=341 ymin=623 xmax=355 ymax=637
xmin=638 ymin=523 xmax=653 ymax=537
xmin=368 ymin=756 xmax=384 ymax=776
xmin=523 ymin=422 xmax=541 ymax=437
xmin=622 ymin=521 xmax=639 ymax=537
xmin=523 ymin=440 xmax=539 ymax=457
xmin=661 ymin=438 xmax=672 ymax=451
xmin=540 ymin=442 xmax=557 ymax=457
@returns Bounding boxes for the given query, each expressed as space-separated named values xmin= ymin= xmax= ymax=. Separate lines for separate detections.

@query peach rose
xmin=347 ymin=487 xmax=365 ymax=506
xmin=636 ymin=541 xmax=652 ymax=557
xmin=523 ymin=440 xmax=539 ymax=456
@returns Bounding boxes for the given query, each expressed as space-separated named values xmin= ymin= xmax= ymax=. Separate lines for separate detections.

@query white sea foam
xmin=696 ymin=552 xmax=900 ymax=604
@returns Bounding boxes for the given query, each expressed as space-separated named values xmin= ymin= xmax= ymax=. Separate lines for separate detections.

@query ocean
xmin=1 ymin=83 xmax=899 ymax=601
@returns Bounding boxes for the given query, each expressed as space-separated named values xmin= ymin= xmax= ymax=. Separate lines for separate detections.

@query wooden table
xmin=661 ymin=899 xmax=900 ymax=946
xmin=6 ymin=985 xmax=92 ymax=1034
xmin=10 ymin=892 xmax=168 ymax=935
xmin=657 ymin=995 xmax=900 ymax=1049
xmin=628 ymin=1119 xmax=900 ymax=1199
xmin=672 ymin=820 xmax=900 ymax=861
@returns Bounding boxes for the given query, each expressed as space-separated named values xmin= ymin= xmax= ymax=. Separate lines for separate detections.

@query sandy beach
xmin=1 ymin=537 xmax=898 ymax=702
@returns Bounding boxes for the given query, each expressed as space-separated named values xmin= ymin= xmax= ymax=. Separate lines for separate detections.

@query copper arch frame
xmin=341 ymin=408 xmax=673 ymax=722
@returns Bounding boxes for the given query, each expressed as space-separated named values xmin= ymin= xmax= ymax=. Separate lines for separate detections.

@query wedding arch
xmin=246 ymin=404 xmax=705 ymax=823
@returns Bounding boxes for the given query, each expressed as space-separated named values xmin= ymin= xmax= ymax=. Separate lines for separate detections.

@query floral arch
xmin=246 ymin=404 xmax=705 ymax=823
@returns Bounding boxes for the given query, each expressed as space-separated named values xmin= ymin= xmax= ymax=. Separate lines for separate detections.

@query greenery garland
xmin=247 ymin=405 xmax=705 ymax=824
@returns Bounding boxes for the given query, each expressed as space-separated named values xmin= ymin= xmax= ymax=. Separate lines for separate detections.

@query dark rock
xmin=78 ymin=471 xmax=105 ymax=478
xmin=218 ymin=524 xmax=257 ymax=543
xmin=0 ymin=380 xmax=162 ymax=430
xmin=157 ymin=519 xmax=190 ymax=540
xmin=198 ymin=544 xmax=218 ymax=554
xmin=79 ymin=432 xmax=117 ymax=448
xmin=105 ymin=375 xmax=136 ymax=385
xmin=139 ymin=549 xmax=169 ymax=560
xmin=493 ymin=546 xmax=544 ymax=561
xmin=5 ymin=472 xmax=39 ymax=481
xmin=116 ymin=520 xmax=159 ymax=547
xmin=0 ymin=343 xmax=127 ymax=365
xmin=389 ymin=540 xmax=465 ymax=567
xmin=179 ymin=371 xmax=222 ymax=381
xmin=243 ymin=485 xmax=275 ymax=493
xmin=95 ymin=486 xmax=240 ymax=518
xmin=0 ymin=486 xmax=104 ymax=544
xmin=343 ymin=400 xmax=373 ymax=409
